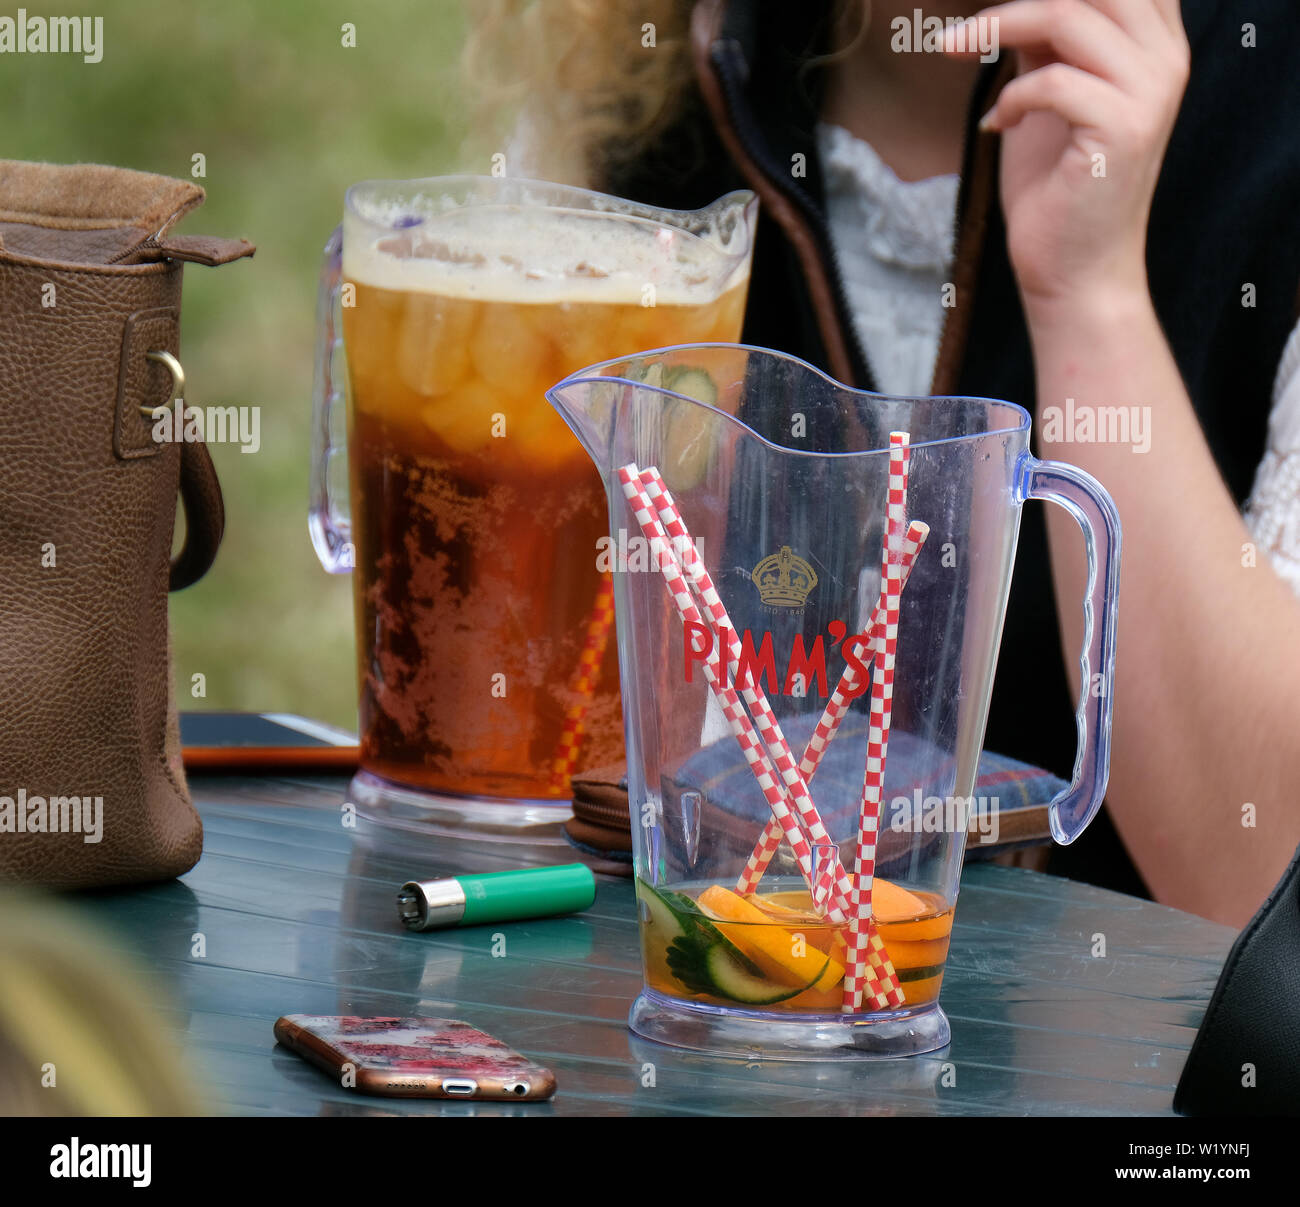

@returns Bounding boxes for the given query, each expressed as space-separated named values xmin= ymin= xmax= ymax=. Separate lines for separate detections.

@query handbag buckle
xmin=140 ymin=350 xmax=185 ymax=420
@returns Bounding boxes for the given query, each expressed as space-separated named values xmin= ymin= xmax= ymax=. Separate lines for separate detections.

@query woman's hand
xmin=946 ymin=0 xmax=1189 ymax=314
xmin=944 ymin=3 xmax=1300 ymax=924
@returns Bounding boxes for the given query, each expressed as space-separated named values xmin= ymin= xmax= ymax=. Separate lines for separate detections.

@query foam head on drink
xmin=341 ymin=203 xmax=748 ymax=801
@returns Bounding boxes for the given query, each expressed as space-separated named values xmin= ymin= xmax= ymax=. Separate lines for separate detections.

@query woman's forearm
xmin=1024 ymin=285 xmax=1300 ymax=926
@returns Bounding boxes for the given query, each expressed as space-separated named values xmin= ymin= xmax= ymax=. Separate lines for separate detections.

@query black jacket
xmin=607 ymin=0 xmax=1300 ymax=895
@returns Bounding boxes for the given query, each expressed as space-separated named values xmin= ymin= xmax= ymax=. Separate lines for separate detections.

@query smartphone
xmin=273 ymin=1015 xmax=557 ymax=1101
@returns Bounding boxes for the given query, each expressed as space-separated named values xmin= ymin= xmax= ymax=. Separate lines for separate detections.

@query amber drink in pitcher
xmin=311 ymin=178 xmax=755 ymax=836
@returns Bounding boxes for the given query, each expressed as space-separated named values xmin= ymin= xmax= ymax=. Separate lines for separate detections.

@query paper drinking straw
xmin=634 ymin=463 xmax=902 ymax=1007
xmin=800 ymin=521 xmax=929 ymax=782
xmin=737 ymin=520 xmax=929 ymax=895
xmin=616 ymin=465 xmax=832 ymax=911
xmin=548 ymin=571 xmax=617 ymax=793
xmin=843 ymin=433 xmax=911 ymax=1013
xmin=813 ymin=850 xmax=838 ymax=913
xmin=637 ymin=467 xmax=857 ymax=920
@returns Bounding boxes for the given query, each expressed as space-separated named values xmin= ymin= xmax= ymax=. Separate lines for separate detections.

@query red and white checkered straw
xmin=616 ymin=465 xmax=832 ymax=911
xmin=737 ymin=519 xmax=930 ymax=896
xmin=812 ymin=849 xmax=838 ymax=912
xmin=843 ymin=433 xmax=911 ymax=1013
xmin=640 ymin=467 xmax=904 ymax=1008
xmin=638 ymin=467 xmax=858 ymax=921
xmin=801 ymin=520 xmax=928 ymax=781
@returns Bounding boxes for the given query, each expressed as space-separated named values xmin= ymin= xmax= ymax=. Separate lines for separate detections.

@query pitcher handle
xmin=308 ymin=224 xmax=354 ymax=573
xmin=1018 ymin=455 xmax=1122 ymax=844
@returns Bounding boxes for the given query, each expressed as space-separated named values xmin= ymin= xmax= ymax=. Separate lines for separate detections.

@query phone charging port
xmin=442 ymin=1079 xmax=477 ymax=1096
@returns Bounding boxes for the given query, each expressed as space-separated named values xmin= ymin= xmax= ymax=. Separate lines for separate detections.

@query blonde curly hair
xmin=460 ymin=0 xmax=698 ymax=189
xmin=460 ymin=1 xmax=866 ymax=190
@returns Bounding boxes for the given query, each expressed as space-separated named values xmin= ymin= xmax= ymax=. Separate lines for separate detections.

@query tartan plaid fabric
xmin=565 ymin=713 xmax=1066 ymax=870
xmin=670 ymin=712 xmax=1065 ymax=835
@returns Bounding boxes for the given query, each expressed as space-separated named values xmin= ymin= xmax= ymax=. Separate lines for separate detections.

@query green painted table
xmin=87 ymin=775 xmax=1233 ymax=1116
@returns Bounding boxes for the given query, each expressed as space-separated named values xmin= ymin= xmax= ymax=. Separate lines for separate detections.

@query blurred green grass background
xmin=2 ymin=1 xmax=470 ymax=730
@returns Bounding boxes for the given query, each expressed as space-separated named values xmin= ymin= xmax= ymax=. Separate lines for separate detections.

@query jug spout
xmin=546 ymin=346 xmax=750 ymax=487
xmin=694 ymin=189 xmax=760 ymax=279
xmin=545 ymin=377 xmax=610 ymax=475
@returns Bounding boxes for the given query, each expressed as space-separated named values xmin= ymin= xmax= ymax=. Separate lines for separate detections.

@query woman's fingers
xmin=1079 ymin=0 xmax=1191 ymax=74
xmin=1073 ymin=0 xmax=1168 ymax=46
xmin=945 ymin=0 xmax=1144 ymax=90
xmin=981 ymin=61 xmax=1119 ymax=133
xmin=1147 ymin=0 xmax=1190 ymax=38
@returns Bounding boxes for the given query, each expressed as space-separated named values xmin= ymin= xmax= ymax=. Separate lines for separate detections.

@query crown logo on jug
xmin=752 ymin=547 xmax=817 ymax=608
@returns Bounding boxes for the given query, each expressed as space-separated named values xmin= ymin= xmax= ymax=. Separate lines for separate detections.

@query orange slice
xmin=880 ymin=914 xmax=954 ymax=943
xmin=760 ymin=878 xmax=927 ymax=922
xmin=698 ymin=886 xmax=843 ymax=991
xmin=871 ymin=878 xmax=927 ymax=921
xmin=748 ymin=895 xmax=817 ymax=925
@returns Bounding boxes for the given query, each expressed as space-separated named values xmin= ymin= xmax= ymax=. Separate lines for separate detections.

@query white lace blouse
xmin=817 ymin=121 xmax=1300 ymax=594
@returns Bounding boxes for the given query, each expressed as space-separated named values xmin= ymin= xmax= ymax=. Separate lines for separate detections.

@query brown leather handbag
xmin=0 ymin=161 xmax=253 ymax=889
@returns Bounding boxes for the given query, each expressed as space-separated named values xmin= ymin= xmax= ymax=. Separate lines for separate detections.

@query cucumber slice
xmin=627 ymin=360 xmax=666 ymax=389
xmin=895 ymin=963 xmax=945 ymax=983
xmin=636 ymin=880 xmax=733 ymax=950
xmin=636 ymin=879 xmax=717 ymax=936
xmin=666 ymin=930 xmax=832 ymax=1005
xmin=698 ymin=946 xmax=832 ymax=1005
xmin=652 ymin=365 xmax=718 ymax=492
xmin=635 ymin=879 xmax=689 ymax=942
xmin=662 ymin=366 xmax=718 ymax=406
xmin=640 ymin=879 xmax=832 ymax=1004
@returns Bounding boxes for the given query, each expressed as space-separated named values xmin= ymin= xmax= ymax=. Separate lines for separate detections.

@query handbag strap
xmin=170 ymin=439 xmax=225 ymax=591
xmin=116 ymin=311 xmax=232 ymax=593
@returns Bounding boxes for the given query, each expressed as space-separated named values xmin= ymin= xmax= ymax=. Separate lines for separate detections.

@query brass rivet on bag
xmin=141 ymin=350 xmax=185 ymax=421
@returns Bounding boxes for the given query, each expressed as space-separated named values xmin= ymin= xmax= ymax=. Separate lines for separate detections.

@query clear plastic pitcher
xmin=547 ymin=345 xmax=1121 ymax=1058
xmin=309 ymin=178 xmax=755 ymax=838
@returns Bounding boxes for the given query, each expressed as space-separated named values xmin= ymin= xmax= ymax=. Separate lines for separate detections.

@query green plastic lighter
xmin=396 ymin=864 xmax=597 ymax=931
